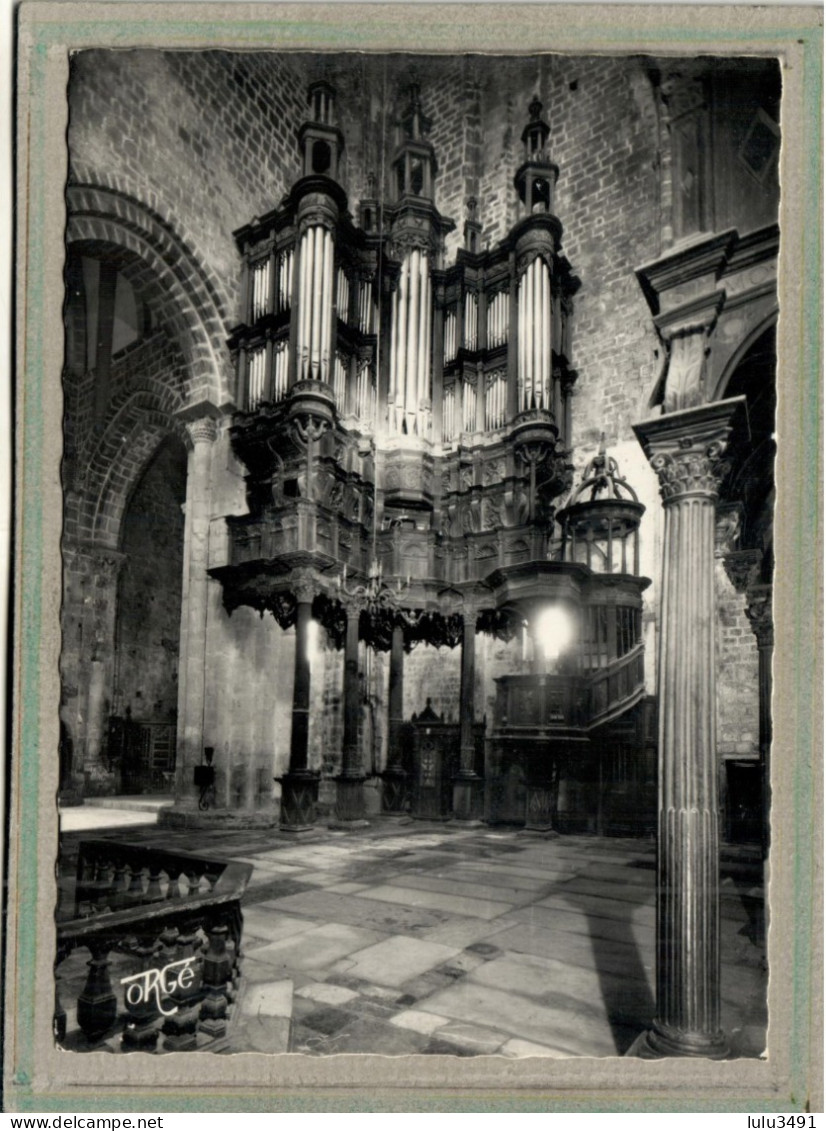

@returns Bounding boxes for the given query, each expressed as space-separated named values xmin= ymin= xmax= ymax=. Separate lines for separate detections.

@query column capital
xmin=185 ymin=417 xmax=219 ymax=448
xmin=745 ymin=583 xmax=774 ymax=648
xmin=722 ymin=548 xmax=762 ymax=592
xmin=633 ymin=397 xmax=746 ymax=504
xmin=291 ymin=568 xmax=316 ymax=606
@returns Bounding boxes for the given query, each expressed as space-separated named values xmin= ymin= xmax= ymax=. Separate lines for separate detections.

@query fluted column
xmin=174 ymin=416 xmax=219 ymax=808
xmin=631 ymin=397 xmax=744 ymax=1058
xmin=279 ymin=572 xmax=319 ymax=830
xmin=382 ymin=623 xmax=408 ymax=813
xmin=334 ymin=599 xmax=367 ymax=823
xmin=745 ymin=584 xmax=773 ymax=861
xmin=452 ymin=609 xmax=483 ymax=821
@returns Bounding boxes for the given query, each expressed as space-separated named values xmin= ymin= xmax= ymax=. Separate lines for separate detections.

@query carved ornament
xmin=186 ymin=418 xmax=218 ymax=447
xmin=745 ymin=584 xmax=773 ymax=647
xmin=649 ymin=442 xmax=729 ymax=502
xmin=722 ymin=549 xmax=761 ymax=592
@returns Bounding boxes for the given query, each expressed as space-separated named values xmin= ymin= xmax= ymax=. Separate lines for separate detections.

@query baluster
xmin=127 ymin=864 xmax=145 ymax=903
xmin=145 ymin=865 xmax=164 ymax=903
xmin=111 ymin=861 xmax=129 ymax=909
xmin=165 ymin=869 xmax=182 ymax=902
xmin=93 ymin=859 xmax=116 ymax=912
xmin=198 ymin=923 xmax=232 ymax=1039
xmin=186 ymin=869 xmax=202 ymax=899
xmin=162 ymin=922 xmax=202 ymax=1052
xmin=121 ymin=934 xmax=162 ymax=1051
xmin=75 ymin=852 xmax=95 ymax=912
xmin=77 ymin=941 xmax=118 ymax=1042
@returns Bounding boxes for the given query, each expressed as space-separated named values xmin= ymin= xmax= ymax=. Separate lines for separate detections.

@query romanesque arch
xmin=66 ymin=183 xmax=235 ymax=411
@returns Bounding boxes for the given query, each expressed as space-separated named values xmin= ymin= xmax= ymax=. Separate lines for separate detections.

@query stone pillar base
xmin=523 ymin=782 xmax=558 ymax=834
xmin=625 ymin=1023 xmax=729 ymax=1060
xmin=332 ymin=775 xmax=368 ymax=825
xmin=277 ymin=770 xmax=320 ymax=831
xmin=451 ymin=773 xmax=484 ymax=822
xmin=381 ymin=769 xmax=410 ymax=814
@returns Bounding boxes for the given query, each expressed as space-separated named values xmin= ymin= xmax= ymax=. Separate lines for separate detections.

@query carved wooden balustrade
xmin=494 ymin=642 xmax=645 ymax=739
xmin=55 ymin=840 xmax=252 ymax=1053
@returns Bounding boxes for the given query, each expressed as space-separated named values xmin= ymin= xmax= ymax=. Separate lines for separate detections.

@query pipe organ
xmin=228 ymin=80 xmax=578 ymax=453
xmin=224 ymin=76 xmax=587 ymax=598
xmin=218 ymin=75 xmax=651 ymax=837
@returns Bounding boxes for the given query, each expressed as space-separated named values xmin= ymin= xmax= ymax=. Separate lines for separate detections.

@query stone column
xmin=334 ymin=599 xmax=367 ymax=823
xmin=452 ymin=610 xmax=483 ymax=821
xmin=745 ymin=584 xmax=773 ymax=860
xmin=173 ymin=416 xmax=218 ymax=809
xmin=279 ymin=574 xmax=319 ymax=830
xmin=382 ymin=622 xmax=408 ymax=812
xmin=631 ymin=397 xmax=744 ymax=1059
xmin=82 ymin=547 xmax=126 ymax=792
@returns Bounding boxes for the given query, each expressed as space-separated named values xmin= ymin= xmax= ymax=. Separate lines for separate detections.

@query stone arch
xmin=711 ymin=309 xmax=779 ymax=405
xmin=706 ymin=296 xmax=778 ymax=406
xmin=66 ymin=183 xmax=236 ymax=411
xmin=72 ymin=386 xmax=187 ymax=550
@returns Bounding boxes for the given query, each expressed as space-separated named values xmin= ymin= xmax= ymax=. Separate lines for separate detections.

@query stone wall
xmin=715 ymin=562 xmax=760 ymax=757
xmin=114 ymin=436 xmax=187 ymax=723
xmin=68 ymin=50 xmax=308 ymax=319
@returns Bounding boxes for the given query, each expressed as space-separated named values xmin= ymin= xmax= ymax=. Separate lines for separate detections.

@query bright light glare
xmin=307 ymin=619 xmax=320 ymax=658
xmin=535 ymin=605 xmax=573 ymax=660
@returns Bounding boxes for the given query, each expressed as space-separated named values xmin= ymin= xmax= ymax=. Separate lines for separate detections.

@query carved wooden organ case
xmin=214 ymin=78 xmax=646 ymax=663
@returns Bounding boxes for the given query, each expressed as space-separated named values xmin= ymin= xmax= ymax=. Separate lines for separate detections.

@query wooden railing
xmin=494 ymin=643 xmax=646 ymax=736
xmin=587 ymin=643 xmax=646 ymax=729
xmin=55 ymin=841 xmax=252 ymax=1052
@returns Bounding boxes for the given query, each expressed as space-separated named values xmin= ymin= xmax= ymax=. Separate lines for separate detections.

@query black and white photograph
xmin=8 ymin=1 xmax=822 ymax=1113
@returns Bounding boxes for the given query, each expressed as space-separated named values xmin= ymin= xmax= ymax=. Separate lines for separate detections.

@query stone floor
xmin=57 ymin=809 xmax=767 ymax=1059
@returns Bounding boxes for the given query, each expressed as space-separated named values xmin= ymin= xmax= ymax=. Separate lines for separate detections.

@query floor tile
xmin=241 ymin=979 xmax=294 ymax=1018
xmin=389 ymin=1009 xmax=450 ymax=1035
xmin=500 ymin=1037 xmax=570 ymax=1058
xmin=248 ymin=922 xmax=387 ymax=972
xmin=330 ymin=935 xmax=460 ymax=987
xmin=294 ymin=982 xmax=361 ymax=1006
xmin=357 ymin=884 xmax=514 ymax=921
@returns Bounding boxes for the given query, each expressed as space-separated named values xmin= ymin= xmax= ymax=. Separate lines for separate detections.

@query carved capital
xmin=722 ymin=549 xmax=761 ymax=592
xmin=634 ymin=397 xmax=745 ymax=505
xmin=291 ymin=569 xmax=316 ymax=606
xmin=745 ymin=584 xmax=773 ymax=647
xmin=185 ymin=418 xmax=218 ymax=447
xmin=649 ymin=444 xmax=728 ymax=502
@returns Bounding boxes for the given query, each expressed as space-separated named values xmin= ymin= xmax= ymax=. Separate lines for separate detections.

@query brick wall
xmin=69 ymin=50 xmax=308 ymax=319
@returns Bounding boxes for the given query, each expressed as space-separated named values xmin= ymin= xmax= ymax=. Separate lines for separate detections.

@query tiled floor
xmin=58 ymin=812 xmax=767 ymax=1059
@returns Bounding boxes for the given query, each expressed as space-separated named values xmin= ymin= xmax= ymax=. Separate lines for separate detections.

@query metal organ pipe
xmin=311 ymin=226 xmax=323 ymax=377
xmin=424 ymin=269 xmax=433 ymax=430
xmin=417 ymin=253 xmax=429 ymax=417
xmin=540 ymin=259 xmax=550 ymax=409
xmin=298 ymin=230 xmax=310 ymax=378
xmin=406 ymin=250 xmax=420 ymax=430
xmin=321 ymin=228 xmax=334 ymax=380
xmin=396 ymin=260 xmax=409 ymax=429
xmin=388 ymin=287 xmax=398 ymax=430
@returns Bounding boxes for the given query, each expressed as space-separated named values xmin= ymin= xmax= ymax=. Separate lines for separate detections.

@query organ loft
xmin=207 ymin=76 xmax=653 ymax=831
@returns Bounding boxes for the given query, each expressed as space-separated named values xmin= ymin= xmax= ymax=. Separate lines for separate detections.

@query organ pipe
xmin=321 ymin=229 xmax=334 ymax=378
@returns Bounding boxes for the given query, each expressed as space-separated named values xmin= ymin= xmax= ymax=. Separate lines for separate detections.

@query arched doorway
xmin=107 ymin=435 xmax=188 ymax=794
